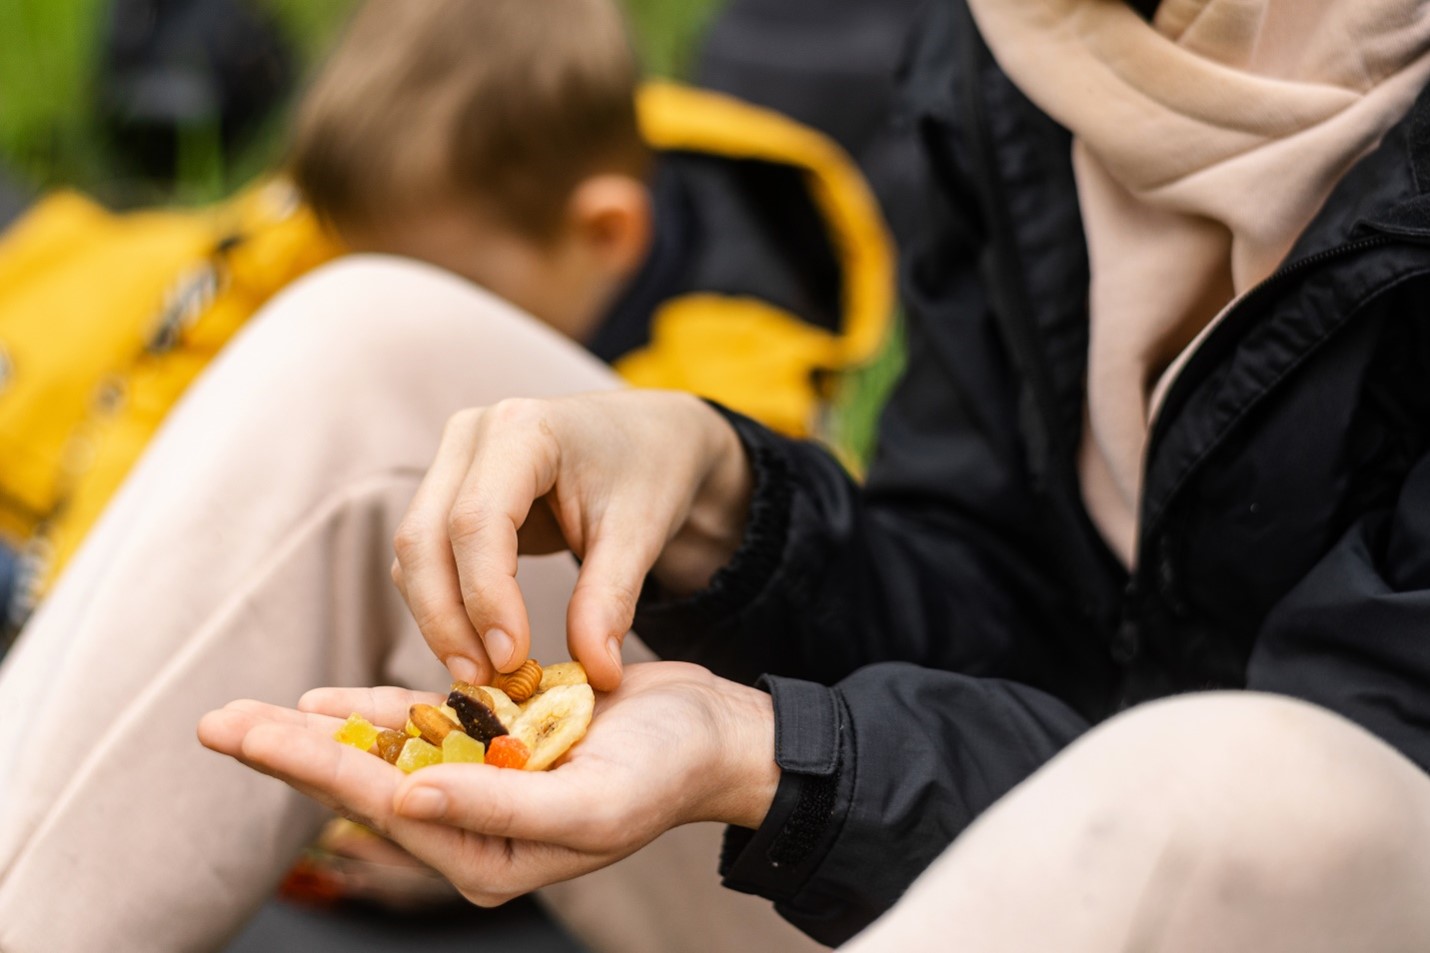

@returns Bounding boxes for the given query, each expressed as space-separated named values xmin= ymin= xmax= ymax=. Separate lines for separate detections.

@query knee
xmin=256 ymin=255 xmax=525 ymax=360
xmin=1070 ymin=693 xmax=1429 ymax=899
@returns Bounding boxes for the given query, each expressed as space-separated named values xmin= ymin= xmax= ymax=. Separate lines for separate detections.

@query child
xmin=287 ymin=0 xmax=892 ymax=441
xmin=0 ymin=0 xmax=893 ymax=646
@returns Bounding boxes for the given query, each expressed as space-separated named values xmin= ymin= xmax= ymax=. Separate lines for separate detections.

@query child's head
xmin=291 ymin=0 xmax=652 ymax=341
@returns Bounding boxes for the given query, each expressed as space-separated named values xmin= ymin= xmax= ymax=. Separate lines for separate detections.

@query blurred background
xmin=0 ymin=0 xmax=899 ymax=466
xmin=0 ymin=0 xmax=719 ymax=207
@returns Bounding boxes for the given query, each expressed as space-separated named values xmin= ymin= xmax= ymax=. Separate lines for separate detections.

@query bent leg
xmin=845 ymin=693 xmax=1430 ymax=953
xmin=0 ymin=257 xmax=615 ymax=952
xmin=0 ymin=255 xmax=820 ymax=953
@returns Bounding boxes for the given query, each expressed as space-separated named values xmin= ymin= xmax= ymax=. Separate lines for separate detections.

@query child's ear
xmin=567 ymin=174 xmax=652 ymax=276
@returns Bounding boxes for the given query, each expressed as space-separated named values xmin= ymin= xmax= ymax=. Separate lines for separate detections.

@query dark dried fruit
xmin=447 ymin=690 xmax=509 ymax=746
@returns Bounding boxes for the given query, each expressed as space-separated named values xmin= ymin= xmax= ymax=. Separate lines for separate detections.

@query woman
xmin=209 ymin=0 xmax=1430 ymax=948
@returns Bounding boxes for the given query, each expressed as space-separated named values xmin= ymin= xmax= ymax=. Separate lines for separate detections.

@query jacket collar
xmin=1140 ymin=81 xmax=1430 ymax=539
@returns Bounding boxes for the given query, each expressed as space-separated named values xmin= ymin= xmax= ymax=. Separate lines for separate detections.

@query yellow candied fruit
xmin=396 ymin=737 xmax=442 ymax=774
xmin=442 ymin=731 xmax=486 ymax=764
xmin=405 ymin=718 xmax=423 ymax=738
xmin=334 ymin=713 xmax=381 ymax=752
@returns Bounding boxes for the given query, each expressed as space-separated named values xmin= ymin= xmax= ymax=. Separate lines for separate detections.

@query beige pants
xmin=845 ymin=692 xmax=1430 ymax=953
xmin=0 ymin=257 xmax=822 ymax=953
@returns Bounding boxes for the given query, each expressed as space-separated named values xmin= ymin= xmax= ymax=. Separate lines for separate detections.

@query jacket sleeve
xmin=632 ymin=381 xmax=1098 ymax=943
xmin=629 ymin=6 xmax=1113 ymax=937
xmin=632 ymin=231 xmax=1109 ymax=944
xmin=716 ymin=667 xmax=1088 ymax=946
xmin=1249 ymin=451 xmax=1430 ymax=774
xmin=634 ymin=193 xmax=1107 ymax=703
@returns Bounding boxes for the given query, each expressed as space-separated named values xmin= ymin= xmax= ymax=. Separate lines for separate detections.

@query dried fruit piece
xmin=537 ymin=661 xmax=588 ymax=692
xmin=438 ymin=704 xmax=462 ymax=725
xmin=404 ymin=719 xmax=422 ymax=738
xmin=486 ymin=735 xmax=530 ymax=769
xmin=376 ymin=729 xmax=408 ymax=765
xmin=333 ymin=714 xmax=380 ymax=752
xmin=409 ymin=704 xmax=461 ymax=746
xmin=441 ymin=731 xmax=486 ymax=764
xmin=450 ymin=681 xmax=488 ymax=704
xmin=509 ymin=683 xmax=594 ymax=771
xmin=492 ymin=659 xmax=542 ymax=702
xmin=447 ymin=690 xmax=509 ymax=747
xmin=395 ymin=737 xmax=442 ymax=774
xmin=451 ymin=682 xmax=518 ymax=725
xmin=484 ymin=687 xmax=522 ymax=727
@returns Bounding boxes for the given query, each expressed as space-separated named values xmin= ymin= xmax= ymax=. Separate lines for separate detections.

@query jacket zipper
xmin=1143 ymin=234 xmax=1397 ymax=468
xmin=1108 ymin=233 xmax=1410 ymax=668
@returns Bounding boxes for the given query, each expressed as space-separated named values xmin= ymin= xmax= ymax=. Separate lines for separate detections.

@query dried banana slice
xmin=480 ymin=686 xmax=522 ymax=728
xmin=537 ymin=661 xmax=588 ymax=692
xmin=509 ymin=683 xmax=595 ymax=771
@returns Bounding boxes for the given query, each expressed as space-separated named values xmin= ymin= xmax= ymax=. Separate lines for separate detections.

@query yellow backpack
xmin=619 ymin=83 xmax=894 ymax=439
xmin=0 ymin=180 xmax=342 ymax=600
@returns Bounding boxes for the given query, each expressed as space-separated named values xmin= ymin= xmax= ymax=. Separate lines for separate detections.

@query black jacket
xmin=636 ymin=1 xmax=1430 ymax=946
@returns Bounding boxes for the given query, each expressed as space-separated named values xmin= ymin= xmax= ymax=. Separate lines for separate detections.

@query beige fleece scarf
xmin=965 ymin=0 xmax=1430 ymax=566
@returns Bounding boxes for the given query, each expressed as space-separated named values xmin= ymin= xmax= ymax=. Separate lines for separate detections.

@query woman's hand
xmin=392 ymin=391 xmax=752 ymax=690
xmin=196 ymin=662 xmax=778 ymax=905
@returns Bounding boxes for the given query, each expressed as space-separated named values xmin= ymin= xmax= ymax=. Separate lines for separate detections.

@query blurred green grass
xmin=0 ymin=0 xmax=719 ymax=202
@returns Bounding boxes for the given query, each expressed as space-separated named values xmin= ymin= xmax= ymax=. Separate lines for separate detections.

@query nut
xmin=492 ymin=659 xmax=542 ymax=702
xmin=409 ymin=703 xmax=460 ymax=746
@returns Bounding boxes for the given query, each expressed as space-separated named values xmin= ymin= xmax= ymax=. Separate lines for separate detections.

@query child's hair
xmin=290 ymin=0 xmax=648 ymax=240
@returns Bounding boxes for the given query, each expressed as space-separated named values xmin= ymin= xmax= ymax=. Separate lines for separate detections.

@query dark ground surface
xmin=223 ymin=896 xmax=589 ymax=953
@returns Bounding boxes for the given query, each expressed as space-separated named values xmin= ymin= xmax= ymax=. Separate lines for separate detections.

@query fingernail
xmin=485 ymin=628 xmax=515 ymax=669
xmin=399 ymin=787 xmax=448 ymax=820
xmin=606 ymin=635 xmax=623 ymax=668
xmin=446 ymin=655 xmax=479 ymax=684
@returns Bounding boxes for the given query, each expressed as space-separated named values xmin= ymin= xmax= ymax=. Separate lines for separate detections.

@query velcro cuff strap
xmin=762 ymin=675 xmax=839 ymax=775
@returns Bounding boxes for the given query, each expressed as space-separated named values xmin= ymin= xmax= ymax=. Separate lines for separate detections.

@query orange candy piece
xmin=486 ymin=735 xmax=530 ymax=769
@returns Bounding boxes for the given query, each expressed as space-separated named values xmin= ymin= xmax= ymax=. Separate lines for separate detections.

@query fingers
xmin=197 ymin=699 xmax=344 ymax=755
xmin=197 ymin=702 xmax=586 ymax=902
xmin=196 ymin=698 xmax=634 ymax=904
xmin=394 ymin=411 xmax=493 ymax=683
xmin=297 ymin=686 xmax=446 ymax=725
xmin=392 ymin=763 xmax=624 ymax=851
xmin=447 ymin=401 xmax=564 ymax=673
xmin=564 ymin=529 xmax=662 ymax=691
xmin=200 ymin=702 xmax=419 ymax=838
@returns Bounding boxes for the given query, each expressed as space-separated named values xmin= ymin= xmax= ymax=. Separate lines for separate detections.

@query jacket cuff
xmin=718 ymin=676 xmax=851 ymax=904
xmin=634 ymin=403 xmax=794 ymax=629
